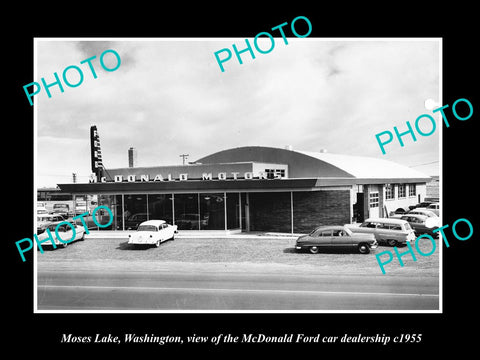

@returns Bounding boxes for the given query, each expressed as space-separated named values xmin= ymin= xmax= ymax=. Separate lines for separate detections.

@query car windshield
xmin=137 ymin=225 xmax=158 ymax=232
xmin=404 ymin=223 xmax=412 ymax=230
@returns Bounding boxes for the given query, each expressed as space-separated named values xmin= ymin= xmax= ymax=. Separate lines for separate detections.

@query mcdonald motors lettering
xmin=89 ymin=171 xmax=286 ymax=183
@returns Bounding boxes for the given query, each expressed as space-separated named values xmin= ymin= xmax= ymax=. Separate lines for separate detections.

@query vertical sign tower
xmin=90 ymin=125 xmax=105 ymax=180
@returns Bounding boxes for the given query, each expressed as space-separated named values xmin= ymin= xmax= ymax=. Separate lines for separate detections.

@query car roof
xmin=138 ymin=220 xmax=166 ymax=226
xmin=410 ymin=209 xmax=435 ymax=214
xmin=45 ymin=221 xmax=65 ymax=229
xmin=364 ymin=218 xmax=408 ymax=224
xmin=38 ymin=214 xmax=58 ymax=219
xmin=313 ymin=225 xmax=346 ymax=231
xmin=402 ymin=214 xmax=428 ymax=219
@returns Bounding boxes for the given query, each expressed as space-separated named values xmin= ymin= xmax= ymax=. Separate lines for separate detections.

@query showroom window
xmin=199 ymin=193 xmax=226 ymax=230
xmin=148 ymin=194 xmax=173 ymax=225
xmin=174 ymin=193 xmax=200 ymax=230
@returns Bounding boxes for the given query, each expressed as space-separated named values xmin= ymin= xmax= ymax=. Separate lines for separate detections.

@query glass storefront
xmin=174 ymin=194 xmax=201 ymax=230
xmin=124 ymin=194 xmax=147 ymax=230
xmin=92 ymin=192 xmax=242 ymax=231
xmin=226 ymin=193 xmax=240 ymax=230
xmin=148 ymin=194 xmax=173 ymax=224
xmin=96 ymin=194 xmax=116 ymax=230
xmin=200 ymin=193 xmax=225 ymax=230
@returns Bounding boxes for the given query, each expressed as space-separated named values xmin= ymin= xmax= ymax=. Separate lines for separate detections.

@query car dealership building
xmin=58 ymin=140 xmax=431 ymax=234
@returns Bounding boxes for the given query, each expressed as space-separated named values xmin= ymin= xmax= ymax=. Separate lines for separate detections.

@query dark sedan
xmin=400 ymin=214 xmax=440 ymax=237
xmin=295 ymin=226 xmax=378 ymax=254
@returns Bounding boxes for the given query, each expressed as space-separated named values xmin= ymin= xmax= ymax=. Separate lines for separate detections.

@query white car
xmin=128 ymin=220 xmax=178 ymax=247
xmin=36 ymin=222 xmax=85 ymax=248
xmin=407 ymin=209 xmax=438 ymax=218
xmin=37 ymin=207 xmax=49 ymax=215
xmin=347 ymin=218 xmax=416 ymax=246
xmin=425 ymin=203 xmax=439 ymax=216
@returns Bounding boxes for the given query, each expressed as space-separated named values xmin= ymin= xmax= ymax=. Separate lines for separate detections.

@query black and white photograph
xmin=34 ymin=38 xmax=441 ymax=312
xmin=7 ymin=5 xmax=479 ymax=355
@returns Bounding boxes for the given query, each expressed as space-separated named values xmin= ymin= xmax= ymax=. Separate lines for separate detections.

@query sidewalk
xmin=84 ymin=229 xmax=302 ymax=240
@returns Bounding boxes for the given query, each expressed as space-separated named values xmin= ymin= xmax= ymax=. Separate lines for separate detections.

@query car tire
xmin=387 ymin=239 xmax=398 ymax=246
xmin=80 ymin=233 xmax=85 ymax=241
xmin=309 ymin=246 xmax=320 ymax=254
xmin=358 ymin=243 xmax=370 ymax=254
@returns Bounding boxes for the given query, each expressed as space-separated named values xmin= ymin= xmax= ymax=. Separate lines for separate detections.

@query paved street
xmin=37 ymin=268 xmax=438 ymax=311
xmin=35 ymin=236 xmax=439 ymax=311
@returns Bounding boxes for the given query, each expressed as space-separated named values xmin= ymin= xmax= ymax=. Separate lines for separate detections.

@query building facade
xmin=58 ymin=146 xmax=430 ymax=233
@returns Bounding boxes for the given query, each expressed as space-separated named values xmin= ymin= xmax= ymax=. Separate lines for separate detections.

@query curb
xmin=84 ymin=230 xmax=301 ymax=240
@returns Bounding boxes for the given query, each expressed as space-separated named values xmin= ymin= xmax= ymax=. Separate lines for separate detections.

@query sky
xmin=35 ymin=38 xmax=441 ymax=188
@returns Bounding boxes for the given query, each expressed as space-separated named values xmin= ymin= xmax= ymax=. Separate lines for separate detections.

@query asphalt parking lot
xmin=36 ymin=234 xmax=440 ymax=276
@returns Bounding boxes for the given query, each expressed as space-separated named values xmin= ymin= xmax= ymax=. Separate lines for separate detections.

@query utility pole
xmin=179 ymin=154 xmax=189 ymax=165
xmin=72 ymin=172 xmax=77 ymax=183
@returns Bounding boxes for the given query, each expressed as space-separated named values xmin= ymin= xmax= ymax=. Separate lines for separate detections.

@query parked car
xmin=389 ymin=208 xmax=409 ymax=218
xmin=52 ymin=203 xmax=70 ymax=218
xmin=390 ymin=208 xmax=438 ymax=219
xmin=410 ymin=201 xmax=433 ymax=210
xmin=128 ymin=220 xmax=178 ymax=247
xmin=36 ymin=222 xmax=85 ymax=248
xmin=37 ymin=207 xmax=49 ymax=215
xmin=407 ymin=209 xmax=438 ymax=218
xmin=37 ymin=214 xmax=67 ymax=234
xmin=425 ymin=203 xmax=439 ymax=216
xmin=400 ymin=214 xmax=440 ymax=237
xmin=295 ymin=225 xmax=377 ymax=254
xmin=175 ymin=213 xmax=208 ymax=230
xmin=125 ymin=213 xmax=149 ymax=230
xmin=346 ymin=218 xmax=416 ymax=246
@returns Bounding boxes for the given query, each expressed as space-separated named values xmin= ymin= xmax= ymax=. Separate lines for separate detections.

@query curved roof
xmin=296 ymin=150 xmax=429 ymax=180
xmin=196 ymin=146 xmax=430 ymax=183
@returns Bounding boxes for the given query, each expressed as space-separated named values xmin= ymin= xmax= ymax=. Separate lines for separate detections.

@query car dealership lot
xmin=36 ymin=234 xmax=439 ymax=276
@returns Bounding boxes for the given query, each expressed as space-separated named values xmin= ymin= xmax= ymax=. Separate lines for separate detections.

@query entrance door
xmin=354 ymin=192 xmax=365 ymax=222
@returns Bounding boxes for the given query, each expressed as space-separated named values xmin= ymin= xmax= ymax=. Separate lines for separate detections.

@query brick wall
xmin=248 ymin=190 xmax=350 ymax=233
xmin=249 ymin=192 xmax=291 ymax=233
xmin=293 ymin=191 xmax=350 ymax=233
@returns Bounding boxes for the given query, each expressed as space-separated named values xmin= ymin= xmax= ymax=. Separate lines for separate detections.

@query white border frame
xmin=33 ymin=37 xmax=442 ymax=314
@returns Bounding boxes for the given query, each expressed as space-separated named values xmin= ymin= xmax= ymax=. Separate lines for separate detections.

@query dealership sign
xmin=89 ymin=170 xmax=286 ymax=183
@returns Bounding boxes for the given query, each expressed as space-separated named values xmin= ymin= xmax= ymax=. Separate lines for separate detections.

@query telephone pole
xmin=179 ymin=154 xmax=189 ymax=165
